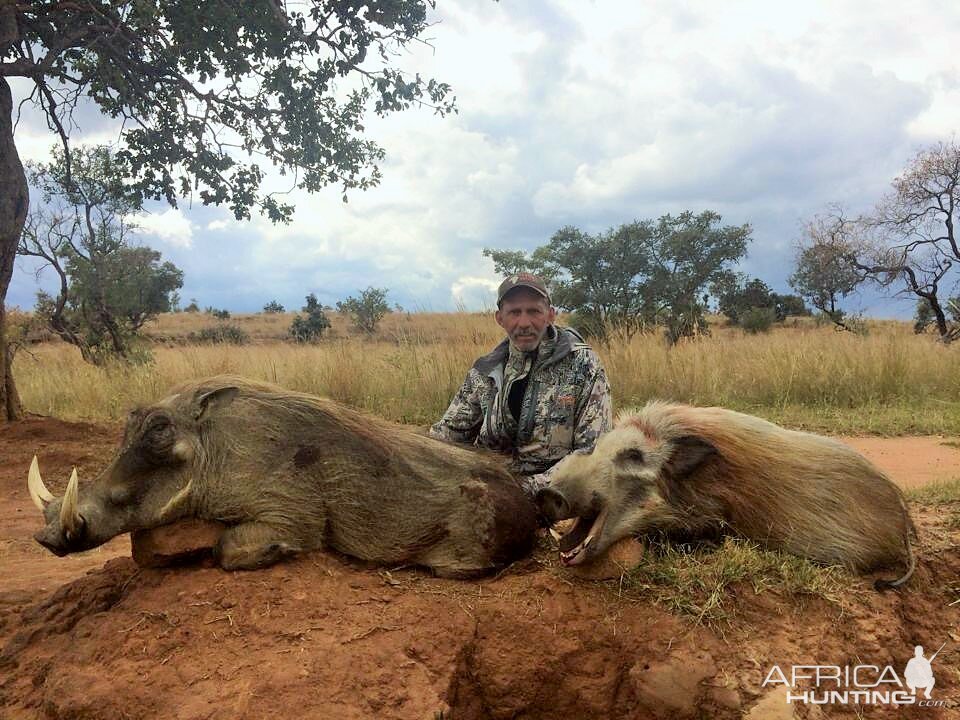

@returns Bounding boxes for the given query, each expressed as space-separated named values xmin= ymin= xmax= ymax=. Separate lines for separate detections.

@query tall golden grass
xmin=12 ymin=313 xmax=960 ymax=434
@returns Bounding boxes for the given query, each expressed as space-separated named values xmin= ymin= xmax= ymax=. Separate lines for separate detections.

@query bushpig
xmin=537 ymin=402 xmax=916 ymax=589
xmin=30 ymin=376 xmax=538 ymax=577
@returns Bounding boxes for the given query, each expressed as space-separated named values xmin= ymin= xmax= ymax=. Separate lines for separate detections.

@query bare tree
xmin=790 ymin=210 xmax=864 ymax=331
xmin=858 ymin=140 xmax=960 ymax=342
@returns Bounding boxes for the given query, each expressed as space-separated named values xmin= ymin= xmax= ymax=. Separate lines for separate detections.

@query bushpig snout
xmin=536 ymin=487 xmax=572 ymax=522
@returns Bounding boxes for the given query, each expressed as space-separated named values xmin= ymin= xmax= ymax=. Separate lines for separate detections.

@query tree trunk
xmin=0 ymin=76 xmax=29 ymax=421
xmin=928 ymin=296 xmax=950 ymax=339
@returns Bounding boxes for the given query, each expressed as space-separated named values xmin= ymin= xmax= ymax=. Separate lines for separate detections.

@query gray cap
xmin=497 ymin=272 xmax=550 ymax=307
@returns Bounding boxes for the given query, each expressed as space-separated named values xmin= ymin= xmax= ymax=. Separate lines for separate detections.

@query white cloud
xmin=451 ymin=276 xmax=499 ymax=310
xmin=8 ymin=0 xmax=959 ymax=317
xmin=131 ymin=208 xmax=194 ymax=248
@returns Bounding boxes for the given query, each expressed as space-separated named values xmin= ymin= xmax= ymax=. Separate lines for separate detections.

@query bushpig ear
xmin=663 ymin=435 xmax=717 ymax=481
xmin=194 ymin=386 xmax=240 ymax=421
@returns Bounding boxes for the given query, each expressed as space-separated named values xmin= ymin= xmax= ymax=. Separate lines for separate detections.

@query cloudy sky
xmin=8 ymin=0 xmax=959 ymax=315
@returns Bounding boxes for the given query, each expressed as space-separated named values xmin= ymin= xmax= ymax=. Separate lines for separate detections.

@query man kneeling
xmin=430 ymin=273 xmax=613 ymax=498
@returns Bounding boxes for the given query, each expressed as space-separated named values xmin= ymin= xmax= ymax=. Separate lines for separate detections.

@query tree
xmin=855 ymin=141 xmax=960 ymax=342
xmin=772 ymin=293 xmax=808 ymax=319
xmin=1 ymin=1 xmax=455 ymax=418
xmin=486 ymin=225 xmax=644 ymax=337
xmin=717 ymin=277 xmax=776 ymax=325
xmin=289 ymin=293 xmax=330 ymax=342
xmin=740 ymin=306 xmax=777 ymax=334
xmin=337 ymin=286 xmax=391 ymax=334
xmin=263 ymin=300 xmax=285 ymax=314
xmin=485 ymin=211 xmax=750 ymax=341
xmin=643 ymin=212 xmax=751 ymax=342
xmin=789 ymin=212 xmax=864 ymax=331
xmin=1 ymin=306 xmax=39 ymax=413
xmin=915 ymin=296 xmax=960 ymax=337
xmin=716 ymin=278 xmax=806 ymax=324
xmin=18 ymin=146 xmax=182 ymax=364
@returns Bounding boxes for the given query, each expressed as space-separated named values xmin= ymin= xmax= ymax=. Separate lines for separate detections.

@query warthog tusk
xmin=60 ymin=467 xmax=81 ymax=536
xmin=28 ymin=455 xmax=56 ymax=511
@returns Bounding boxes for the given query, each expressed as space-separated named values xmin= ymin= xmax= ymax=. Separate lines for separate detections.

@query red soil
xmin=1 ymin=418 xmax=958 ymax=719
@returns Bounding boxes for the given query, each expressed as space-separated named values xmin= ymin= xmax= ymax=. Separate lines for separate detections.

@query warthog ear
xmin=194 ymin=386 xmax=240 ymax=421
xmin=663 ymin=435 xmax=717 ymax=481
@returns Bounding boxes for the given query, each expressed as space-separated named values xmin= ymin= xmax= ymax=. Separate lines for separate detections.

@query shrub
xmin=741 ymin=307 xmax=776 ymax=334
xmin=192 ymin=324 xmax=249 ymax=344
xmin=337 ymin=287 xmax=391 ymax=334
xmin=211 ymin=308 xmax=231 ymax=320
xmin=263 ymin=300 xmax=285 ymax=314
xmin=289 ymin=293 xmax=331 ymax=342
xmin=663 ymin=303 xmax=710 ymax=345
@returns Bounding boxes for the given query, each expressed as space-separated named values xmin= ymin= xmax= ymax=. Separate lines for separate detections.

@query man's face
xmin=495 ymin=289 xmax=557 ymax=351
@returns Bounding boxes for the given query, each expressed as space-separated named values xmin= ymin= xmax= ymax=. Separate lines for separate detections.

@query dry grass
xmin=143 ymin=310 xmax=501 ymax=345
xmin=11 ymin=312 xmax=960 ymax=433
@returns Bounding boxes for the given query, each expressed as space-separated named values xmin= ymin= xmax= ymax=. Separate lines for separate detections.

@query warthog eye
xmin=142 ymin=418 xmax=176 ymax=460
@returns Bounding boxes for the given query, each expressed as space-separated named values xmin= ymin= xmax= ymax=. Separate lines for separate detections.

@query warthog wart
xmin=30 ymin=375 xmax=539 ymax=576
xmin=538 ymin=401 xmax=916 ymax=589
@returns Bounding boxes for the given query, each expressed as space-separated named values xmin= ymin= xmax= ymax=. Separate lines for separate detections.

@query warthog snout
xmin=34 ymin=522 xmax=79 ymax=556
xmin=29 ymin=457 xmax=90 ymax=555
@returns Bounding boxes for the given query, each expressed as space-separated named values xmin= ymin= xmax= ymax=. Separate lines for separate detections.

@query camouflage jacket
xmin=430 ymin=326 xmax=612 ymax=491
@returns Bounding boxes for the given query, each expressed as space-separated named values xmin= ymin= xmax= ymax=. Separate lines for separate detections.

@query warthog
xmin=538 ymin=402 xmax=916 ymax=589
xmin=30 ymin=376 xmax=539 ymax=577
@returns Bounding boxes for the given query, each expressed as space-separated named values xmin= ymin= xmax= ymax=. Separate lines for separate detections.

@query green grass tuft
xmin=905 ymin=478 xmax=960 ymax=504
xmin=618 ymin=538 xmax=847 ymax=627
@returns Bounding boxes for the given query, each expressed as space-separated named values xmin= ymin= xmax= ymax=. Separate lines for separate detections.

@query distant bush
xmin=263 ymin=300 xmax=285 ymax=314
xmin=211 ymin=308 xmax=231 ymax=320
xmin=775 ymin=294 xmax=809 ymax=319
xmin=566 ymin=309 xmax=609 ymax=340
xmin=289 ymin=293 xmax=331 ymax=342
xmin=741 ymin=307 xmax=776 ymax=334
xmin=663 ymin=304 xmax=710 ymax=345
xmin=845 ymin=314 xmax=869 ymax=336
xmin=184 ymin=299 xmax=200 ymax=313
xmin=337 ymin=287 xmax=391 ymax=334
xmin=192 ymin=324 xmax=249 ymax=344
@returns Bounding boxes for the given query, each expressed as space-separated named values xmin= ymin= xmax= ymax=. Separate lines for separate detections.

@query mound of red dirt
xmin=1 ymin=418 xmax=958 ymax=719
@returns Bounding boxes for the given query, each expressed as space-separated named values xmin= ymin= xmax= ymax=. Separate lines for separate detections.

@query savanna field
xmin=11 ymin=309 xmax=960 ymax=435
xmin=3 ymin=311 xmax=960 ymax=719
